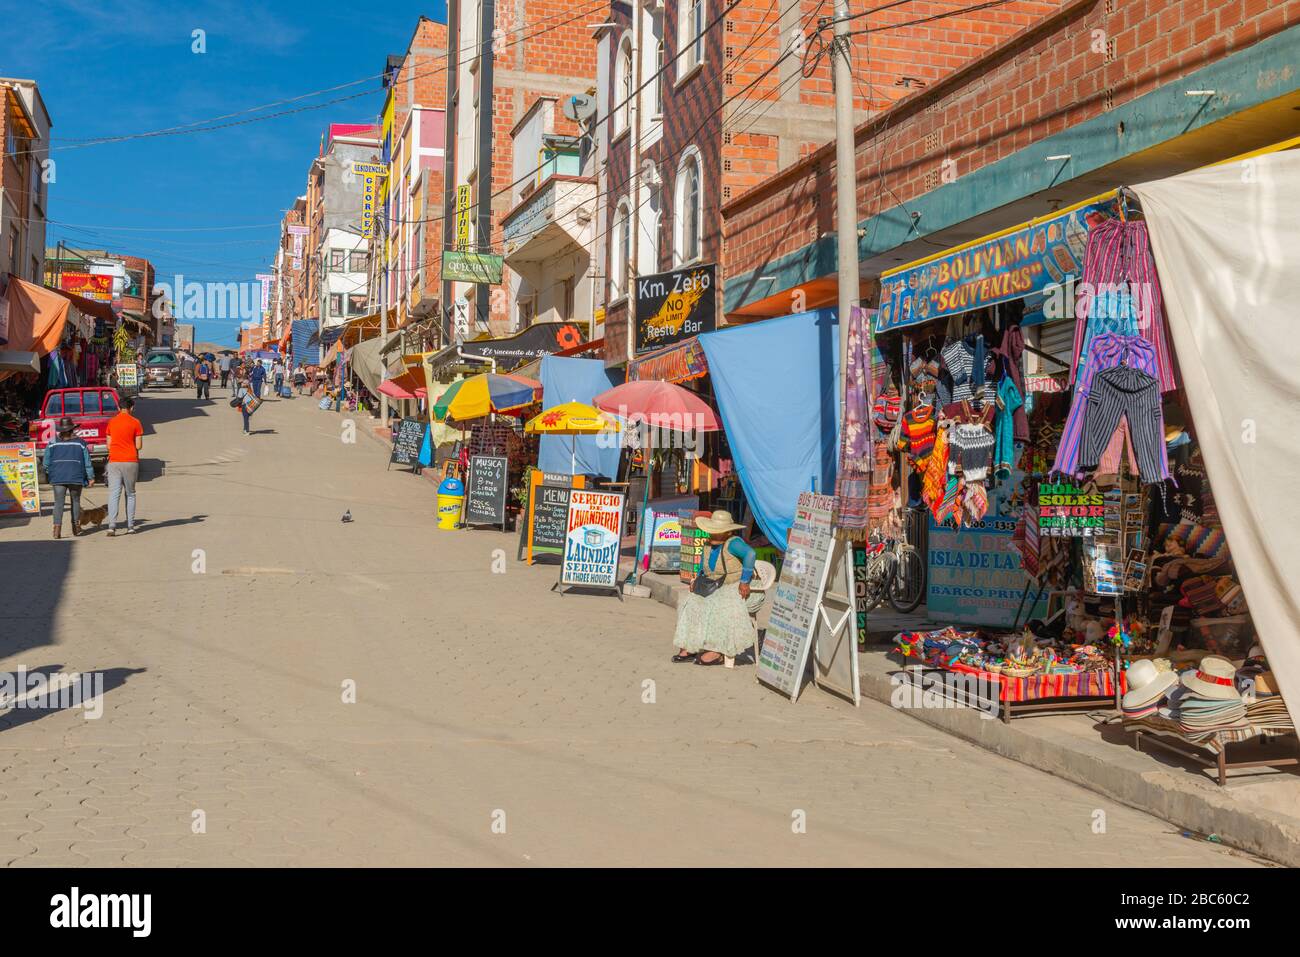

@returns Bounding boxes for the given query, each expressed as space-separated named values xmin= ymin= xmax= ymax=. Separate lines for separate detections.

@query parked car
xmin=143 ymin=349 xmax=182 ymax=388
xmin=29 ymin=387 xmax=123 ymax=475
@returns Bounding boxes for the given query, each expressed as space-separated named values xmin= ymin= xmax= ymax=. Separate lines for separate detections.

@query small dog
xmin=79 ymin=503 xmax=109 ymax=529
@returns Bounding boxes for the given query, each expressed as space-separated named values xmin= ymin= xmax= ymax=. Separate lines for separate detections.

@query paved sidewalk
xmin=0 ymin=387 xmax=1263 ymax=866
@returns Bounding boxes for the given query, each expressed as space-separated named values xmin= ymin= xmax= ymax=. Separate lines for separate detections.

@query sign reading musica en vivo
xmin=633 ymin=263 xmax=717 ymax=354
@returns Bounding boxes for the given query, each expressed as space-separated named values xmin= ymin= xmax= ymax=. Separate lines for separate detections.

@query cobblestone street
xmin=0 ymin=389 xmax=1261 ymax=866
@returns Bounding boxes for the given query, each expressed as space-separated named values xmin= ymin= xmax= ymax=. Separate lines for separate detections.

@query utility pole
xmin=830 ymin=0 xmax=860 ymax=427
xmin=627 ymin=1 xmax=642 ymax=365
xmin=379 ymin=209 xmax=389 ymax=427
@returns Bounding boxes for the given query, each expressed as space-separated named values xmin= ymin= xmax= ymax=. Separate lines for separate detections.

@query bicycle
xmin=858 ymin=524 xmax=926 ymax=615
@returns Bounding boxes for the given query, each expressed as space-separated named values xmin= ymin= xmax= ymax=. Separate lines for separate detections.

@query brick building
xmin=441 ymin=0 xmax=599 ymax=340
xmin=723 ymin=0 xmax=1300 ymax=330
xmin=596 ymin=0 xmax=1067 ymax=367
xmin=1 ymin=78 xmax=51 ymax=286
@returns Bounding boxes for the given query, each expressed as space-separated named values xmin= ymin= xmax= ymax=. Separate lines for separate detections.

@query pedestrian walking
xmin=232 ymin=381 xmax=259 ymax=434
xmin=194 ymin=355 xmax=213 ymax=400
xmin=273 ymin=356 xmax=285 ymax=397
xmin=105 ymin=394 xmax=144 ymax=536
xmin=43 ymin=416 xmax=94 ymax=539
xmin=293 ymin=363 xmax=307 ymax=395
xmin=218 ymin=353 xmax=232 ymax=388
xmin=249 ymin=360 xmax=266 ymax=398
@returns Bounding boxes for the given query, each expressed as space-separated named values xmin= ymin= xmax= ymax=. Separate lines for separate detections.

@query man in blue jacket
xmin=43 ymin=416 xmax=94 ymax=539
xmin=249 ymin=360 xmax=267 ymax=398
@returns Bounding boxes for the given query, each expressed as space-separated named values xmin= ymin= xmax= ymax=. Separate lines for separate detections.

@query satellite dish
xmin=563 ymin=93 xmax=598 ymax=124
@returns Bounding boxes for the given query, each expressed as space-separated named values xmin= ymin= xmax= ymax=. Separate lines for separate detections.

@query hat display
xmin=1122 ymin=658 xmax=1179 ymax=712
xmin=1180 ymin=655 xmax=1242 ymax=701
xmin=696 ymin=509 xmax=744 ymax=535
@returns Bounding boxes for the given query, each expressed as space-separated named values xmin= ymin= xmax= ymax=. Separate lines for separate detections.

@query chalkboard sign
xmin=531 ymin=483 xmax=572 ymax=562
xmin=389 ymin=418 xmax=425 ymax=469
xmin=465 ymin=455 xmax=508 ymax=529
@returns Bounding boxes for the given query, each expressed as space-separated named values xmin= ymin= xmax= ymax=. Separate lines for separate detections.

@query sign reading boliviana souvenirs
xmin=634 ymin=263 xmax=717 ymax=354
xmin=758 ymin=492 xmax=836 ymax=701
xmin=560 ymin=490 xmax=626 ymax=589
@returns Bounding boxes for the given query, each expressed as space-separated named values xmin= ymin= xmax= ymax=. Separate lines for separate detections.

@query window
xmin=349 ymin=251 xmax=367 ymax=272
xmin=101 ymin=392 xmax=119 ymax=413
xmin=63 ymin=392 xmax=82 ymax=415
xmin=348 ymin=294 xmax=368 ymax=314
xmin=674 ymin=150 xmax=703 ymax=265
xmin=614 ymin=35 xmax=633 ymax=136
xmin=82 ymin=391 xmax=101 ymax=414
xmin=611 ymin=199 xmax=631 ymax=301
xmin=330 ymin=249 xmax=346 ymax=270
xmin=680 ymin=0 xmax=706 ymax=76
xmin=653 ymin=40 xmax=665 ymax=114
xmin=330 ymin=293 xmax=344 ymax=316
xmin=44 ymin=394 xmax=62 ymax=416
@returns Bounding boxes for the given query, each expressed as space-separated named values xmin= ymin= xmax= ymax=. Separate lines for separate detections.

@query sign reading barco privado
xmin=634 ymin=263 xmax=717 ymax=354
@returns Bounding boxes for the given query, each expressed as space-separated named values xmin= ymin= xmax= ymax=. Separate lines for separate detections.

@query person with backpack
xmin=194 ymin=355 xmax=213 ymax=400
xmin=43 ymin=416 xmax=94 ymax=539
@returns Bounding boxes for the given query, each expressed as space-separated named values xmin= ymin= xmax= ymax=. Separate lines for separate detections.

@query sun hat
xmin=1123 ymin=658 xmax=1179 ymax=711
xmin=56 ymin=416 xmax=76 ymax=436
xmin=696 ymin=509 xmax=744 ymax=535
xmin=1180 ymin=655 xmax=1242 ymax=701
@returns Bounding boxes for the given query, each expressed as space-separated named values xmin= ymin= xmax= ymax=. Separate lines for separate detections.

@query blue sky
xmin=4 ymin=0 xmax=447 ymax=346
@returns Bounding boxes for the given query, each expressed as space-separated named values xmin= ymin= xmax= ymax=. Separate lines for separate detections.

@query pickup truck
xmin=29 ymin=386 xmax=124 ymax=474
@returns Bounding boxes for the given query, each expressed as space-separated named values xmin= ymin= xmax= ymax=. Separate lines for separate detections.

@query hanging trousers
xmin=1080 ymin=364 xmax=1168 ymax=483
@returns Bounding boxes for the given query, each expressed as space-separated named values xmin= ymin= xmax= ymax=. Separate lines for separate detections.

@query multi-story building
xmin=594 ymin=0 xmax=1067 ymax=367
xmin=1 ymin=78 xmax=51 ymax=285
xmin=375 ymin=15 xmax=449 ymax=338
xmin=441 ymin=0 xmax=598 ymax=340
xmin=320 ymin=228 xmax=370 ymax=329
xmin=44 ymin=246 xmax=167 ymax=344
xmin=275 ymin=196 xmax=309 ymax=336
xmin=305 ymin=124 xmax=380 ymax=327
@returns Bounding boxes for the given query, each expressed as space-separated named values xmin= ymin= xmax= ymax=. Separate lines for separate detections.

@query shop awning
xmin=629 ymin=336 xmax=708 ymax=383
xmin=875 ymin=190 xmax=1121 ymax=334
xmin=424 ymin=322 xmax=587 ymax=381
xmin=3 ymin=278 xmax=70 ymax=355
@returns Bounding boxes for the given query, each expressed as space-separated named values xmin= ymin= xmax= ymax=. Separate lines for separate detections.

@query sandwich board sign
xmin=557 ymin=489 xmax=626 ymax=598
xmin=811 ymin=537 xmax=860 ymax=706
xmin=757 ymin=492 xmax=853 ymax=703
xmin=464 ymin=455 xmax=508 ymax=531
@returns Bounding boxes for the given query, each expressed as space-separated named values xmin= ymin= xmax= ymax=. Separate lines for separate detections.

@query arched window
xmin=674 ymin=150 xmax=703 ymax=266
xmin=611 ymin=198 xmax=632 ymax=301
xmin=614 ymin=35 xmax=633 ymax=136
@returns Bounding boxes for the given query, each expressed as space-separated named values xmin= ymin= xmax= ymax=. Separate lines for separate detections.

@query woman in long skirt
xmin=672 ymin=510 xmax=765 ymax=666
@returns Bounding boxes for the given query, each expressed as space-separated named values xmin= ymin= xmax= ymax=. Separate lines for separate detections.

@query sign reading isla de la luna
xmin=633 ymin=263 xmax=717 ymax=354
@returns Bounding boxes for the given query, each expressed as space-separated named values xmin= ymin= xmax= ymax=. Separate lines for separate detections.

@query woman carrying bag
xmin=671 ymin=510 xmax=767 ymax=666
xmin=231 ymin=382 xmax=261 ymax=435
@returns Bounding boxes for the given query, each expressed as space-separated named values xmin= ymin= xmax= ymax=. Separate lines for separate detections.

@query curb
xmin=639 ymin=572 xmax=1298 ymax=866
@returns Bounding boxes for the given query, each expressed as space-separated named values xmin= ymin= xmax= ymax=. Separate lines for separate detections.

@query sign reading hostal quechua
xmin=561 ymin=490 xmax=626 ymax=589
xmin=634 ymin=263 xmax=717 ymax=354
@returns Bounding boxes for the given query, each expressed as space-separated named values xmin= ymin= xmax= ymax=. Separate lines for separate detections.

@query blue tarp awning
xmin=291 ymin=319 xmax=321 ymax=365
xmin=538 ymin=355 xmax=623 ymax=478
xmin=698 ymin=309 xmax=839 ymax=550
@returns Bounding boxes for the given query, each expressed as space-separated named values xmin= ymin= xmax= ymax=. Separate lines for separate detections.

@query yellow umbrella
xmin=524 ymin=401 xmax=619 ymax=474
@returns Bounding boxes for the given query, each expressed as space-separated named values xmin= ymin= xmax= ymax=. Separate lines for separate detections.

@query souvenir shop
xmin=865 ymin=177 xmax=1294 ymax=777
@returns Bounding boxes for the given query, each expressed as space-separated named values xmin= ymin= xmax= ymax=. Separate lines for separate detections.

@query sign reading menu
xmin=0 ymin=443 xmax=41 ymax=517
xmin=758 ymin=492 xmax=836 ymax=701
xmin=464 ymin=455 xmax=508 ymax=528
xmin=526 ymin=471 xmax=583 ymax=563
xmin=560 ymin=490 xmax=626 ymax=590
xmin=390 ymin=418 xmax=425 ymax=468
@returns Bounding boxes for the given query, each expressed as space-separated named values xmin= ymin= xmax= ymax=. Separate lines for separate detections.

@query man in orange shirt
xmin=105 ymin=394 xmax=144 ymax=536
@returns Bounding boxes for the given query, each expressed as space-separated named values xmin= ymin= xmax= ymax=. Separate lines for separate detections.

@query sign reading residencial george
xmin=875 ymin=197 xmax=1120 ymax=333
xmin=464 ymin=455 xmax=508 ymax=528
xmin=442 ymin=251 xmax=504 ymax=285
xmin=634 ymin=263 xmax=717 ymax=354
xmin=758 ymin=492 xmax=836 ymax=701
xmin=0 ymin=443 xmax=41 ymax=517
xmin=353 ymin=162 xmax=387 ymax=240
xmin=560 ymin=489 xmax=626 ymax=589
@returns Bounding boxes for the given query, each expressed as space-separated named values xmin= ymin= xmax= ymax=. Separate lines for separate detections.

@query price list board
xmin=757 ymin=492 xmax=836 ymax=701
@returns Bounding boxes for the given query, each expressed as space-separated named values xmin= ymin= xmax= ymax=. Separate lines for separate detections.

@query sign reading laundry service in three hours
xmin=560 ymin=490 xmax=626 ymax=589
xmin=634 ymin=263 xmax=717 ymax=353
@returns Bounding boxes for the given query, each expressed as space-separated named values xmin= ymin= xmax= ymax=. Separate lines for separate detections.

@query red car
xmin=29 ymin=386 xmax=124 ymax=474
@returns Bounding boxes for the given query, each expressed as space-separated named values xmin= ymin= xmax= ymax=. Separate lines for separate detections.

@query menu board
xmin=526 ymin=472 xmax=580 ymax=563
xmin=390 ymin=418 xmax=425 ymax=468
xmin=758 ymin=492 xmax=836 ymax=701
xmin=0 ymin=443 xmax=41 ymax=517
xmin=464 ymin=455 xmax=508 ymax=528
xmin=560 ymin=490 xmax=626 ymax=589
xmin=678 ymin=511 xmax=708 ymax=583
xmin=115 ymin=363 xmax=138 ymax=394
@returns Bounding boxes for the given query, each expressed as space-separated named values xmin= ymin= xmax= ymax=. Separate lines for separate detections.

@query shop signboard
xmin=58 ymin=272 xmax=113 ymax=302
xmin=678 ymin=511 xmax=708 ymax=583
xmin=464 ymin=454 xmax=508 ymax=529
xmin=633 ymin=263 xmax=717 ymax=354
xmin=115 ymin=362 xmax=138 ymax=394
xmin=639 ymin=495 xmax=697 ymax=573
xmin=523 ymin=471 xmax=585 ymax=564
xmin=559 ymin=490 xmax=626 ymax=591
xmin=442 ymin=251 xmax=504 ymax=285
xmin=389 ymin=418 xmax=425 ymax=469
xmin=875 ymin=196 xmax=1119 ymax=334
xmin=853 ymin=545 xmax=870 ymax=645
xmin=927 ymin=508 xmax=1046 ymax=628
xmin=758 ymin=492 xmax=837 ymax=702
xmin=0 ymin=442 xmax=41 ymax=517
xmin=1037 ymin=481 xmax=1105 ymax=537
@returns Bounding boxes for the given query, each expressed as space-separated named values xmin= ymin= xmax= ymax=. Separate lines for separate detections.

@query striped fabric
xmin=922 ymin=425 xmax=949 ymax=511
xmin=1070 ymin=219 xmax=1177 ymax=392
xmin=948 ymin=661 xmax=1121 ymax=703
xmin=902 ymin=406 xmax=936 ymax=463
xmin=940 ymin=337 xmax=996 ymax=406
xmin=1051 ymin=334 xmax=1157 ymax=478
xmin=1080 ymin=364 xmax=1170 ymax=483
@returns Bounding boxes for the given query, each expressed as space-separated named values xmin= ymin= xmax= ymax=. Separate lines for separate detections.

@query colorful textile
xmin=629 ymin=337 xmax=708 ymax=383
xmin=835 ymin=307 xmax=874 ymax=537
xmin=948 ymin=661 xmax=1121 ymax=703
xmin=872 ymin=385 xmax=901 ymax=439
xmin=1051 ymin=334 xmax=1156 ymax=478
xmin=993 ymin=376 xmax=1023 ymax=481
xmin=1080 ymin=364 xmax=1169 ymax=483
xmin=939 ymin=336 xmax=996 ymax=407
xmin=902 ymin=405 xmax=937 ymax=464
xmin=1070 ymin=219 xmax=1177 ymax=392
xmin=993 ymin=326 xmax=1030 ymax=442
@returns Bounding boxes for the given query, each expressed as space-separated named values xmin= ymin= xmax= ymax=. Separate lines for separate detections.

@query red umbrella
xmin=592 ymin=380 xmax=721 ymax=432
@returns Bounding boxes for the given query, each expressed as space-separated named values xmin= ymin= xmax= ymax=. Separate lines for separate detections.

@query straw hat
xmin=696 ymin=509 xmax=744 ymax=535
xmin=1123 ymin=658 xmax=1179 ymax=711
xmin=1180 ymin=655 xmax=1242 ymax=701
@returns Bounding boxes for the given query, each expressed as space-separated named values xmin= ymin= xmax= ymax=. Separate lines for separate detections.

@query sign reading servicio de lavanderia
xmin=634 ymin=263 xmax=716 ymax=354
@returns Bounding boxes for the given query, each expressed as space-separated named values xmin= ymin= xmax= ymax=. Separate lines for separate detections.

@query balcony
xmin=501 ymin=174 xmax=597 ymax=266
